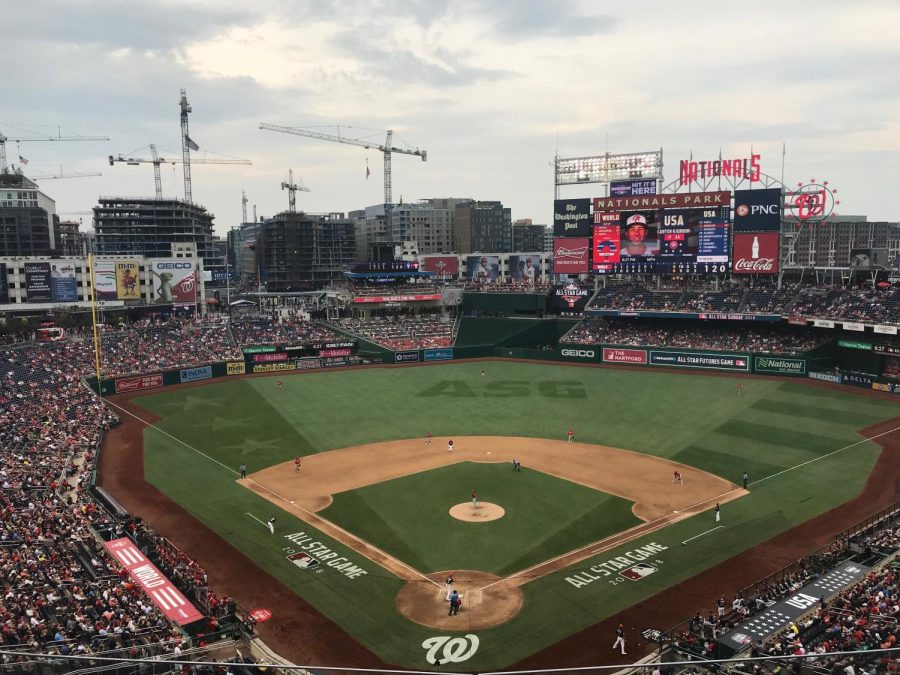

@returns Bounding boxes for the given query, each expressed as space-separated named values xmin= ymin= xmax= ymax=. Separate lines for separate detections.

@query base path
xmin=243 ymin=435 xmax=744 ymax=628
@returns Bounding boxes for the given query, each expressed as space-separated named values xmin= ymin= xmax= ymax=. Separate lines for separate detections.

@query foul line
xmin=244 ymin=512 xmax=268 ymax=527
xmin=681 ymin=525 xmax=724 ymax=545
xmin=103 ymin=399 xmax=441 ymax=589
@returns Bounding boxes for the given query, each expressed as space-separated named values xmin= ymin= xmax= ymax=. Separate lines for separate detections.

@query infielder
xmin=267 ymin=516 xmax=277 ymax=534
xmin=448 ymin=439 xmax=454 ymax=454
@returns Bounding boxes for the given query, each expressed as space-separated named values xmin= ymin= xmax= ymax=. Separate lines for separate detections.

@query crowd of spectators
xmin=351 ymin=283 xmax=439 ymax=297
xmin=334 ymin=314 xmax=453 ymax=350
xmin=230 ymin=316 xmax=341 ymax=347
xmin=586 ymin=282 xmax=900 ymax=325
xmin=561 ymin=319 xmax=827 ymax=354
xmin=464 ymin=280 xmax=552 ymax=293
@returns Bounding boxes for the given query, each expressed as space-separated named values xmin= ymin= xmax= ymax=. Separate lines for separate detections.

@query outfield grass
xmin=321 ymin=461 xmax=640 ymax=575
xmin=131 ymin=362 xmax=900 ymax=670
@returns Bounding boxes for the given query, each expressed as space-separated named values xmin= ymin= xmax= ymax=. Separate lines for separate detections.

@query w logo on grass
xmin=422 ymin=634 xmax=479 ymax=664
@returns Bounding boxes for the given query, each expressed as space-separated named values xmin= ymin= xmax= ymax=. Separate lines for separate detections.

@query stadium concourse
xmin=0 ymin=283 xmax=898 ymax=672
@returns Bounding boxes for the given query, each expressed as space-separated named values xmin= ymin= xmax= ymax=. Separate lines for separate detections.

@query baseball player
xmin=276 ymin=380 xmax=284 ymax=391
xmin=267 ymin=516 xmax=277 ymax=534
xmin=444 ymin=574 xmax=454 ymax=601
xmin=612 ymin=624 xmax=626 ymax=655
xmin=736 ymin=383 xmax=743 ymax=396
xmin=567 ymin=428 xmax=575 ymax=443
xmin=742 ymin=471 xmax=749 ymax=489
xmin=425 ymin=432 xmax=432 ymax=447
xmin=448 ymin=439 xmax=454 ymax=454
xmin=239 ymin=464 xmax=247 ymax=479
xmin=715 ymin=503 xmax=721 ymax=523
xmin=513 ymin=459 xmax=521 ymax=472
xmin=472 ymin=489 xmax=478 ymax=509
xmin=673 ymin=470 xmax=682 ymax=484
xmin=294 ymin=456 xmax=302 ymax=473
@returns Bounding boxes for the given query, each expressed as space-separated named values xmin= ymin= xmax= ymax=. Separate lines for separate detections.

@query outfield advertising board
xmin=841 ymin=372 xmax=874 ymax=388
xmin=253 ymin=352 xmax=289 ymax=362
xmin=179 ymin=365 xmax=212 ymax=383
xmin=395 ymin=351 xmax=420 ymax=363
xmin=319 ymin=348 xmax=352 ymax=358
xmin=253 ymin=362 xmax=296 ymax=373
xmin=115 ymin=373 xmax=164 ymax=393
xmin=559 ymin=348 xmax=598 ymax=361
xmin=226 ymin=362 xmax=246 ymax=375
xmin=296 ymin=358 xmax=322 ymax=370
xmin=650 ymin=350 xmax=750 ymax=371
xmin=754 ymin=356 xmax=806 ymax=375
xmin=602 ymin=348 xmax=648 ymax=364
xmin=809 ymin=371 xmax=842 ymax=384
xmin=424 ymin=348 xmax=454 ymax=361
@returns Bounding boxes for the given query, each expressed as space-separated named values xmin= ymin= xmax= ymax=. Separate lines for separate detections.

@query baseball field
xmin=102 ymin=361 xmax=900 ymax=671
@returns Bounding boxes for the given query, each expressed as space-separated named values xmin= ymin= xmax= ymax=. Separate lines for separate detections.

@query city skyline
xmin=2 ymin=0 xmax=899 ymax=236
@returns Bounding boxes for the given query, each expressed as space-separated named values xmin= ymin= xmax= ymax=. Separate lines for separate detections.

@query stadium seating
xmin=334 ymin=315 xmax=453 ymax=350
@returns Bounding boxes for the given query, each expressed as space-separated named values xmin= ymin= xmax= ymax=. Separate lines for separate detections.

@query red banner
xmin=115 ymin=373 xmax=163 ymax=393
xmin=732 ymin=233 xmax=779 ymax=274
xmin=253 ymin=352 xmax=289 ymax=363
xmin=553 ymin=237 xmax=590 ymax=274
xmin=319 ymin=348 xmax=351 ymax=358
xmin=421 ymin=256 xmax=459 ymax=277
xmin=104 ymin=538 xmax=204 ymax=625
xmin=593 ymin=191 xmax=731 ymax=212
xmin=603 ymin=348 xmax=648 ymax=364
xmin=353 ymin=294 xmax=442 ymax=304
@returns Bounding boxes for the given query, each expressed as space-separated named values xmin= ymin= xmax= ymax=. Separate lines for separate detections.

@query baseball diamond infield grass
xmin=320 ymin=462 xmax=641 ymax=575
xmin=129 ymin=361 xmax=900 ymax=670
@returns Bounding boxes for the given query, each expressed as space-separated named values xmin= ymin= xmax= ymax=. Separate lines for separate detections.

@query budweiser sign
xmin=732 ymin=233 xmax=779 ymax=275
xmin=553 ymin=237 xmax=590 ymax=273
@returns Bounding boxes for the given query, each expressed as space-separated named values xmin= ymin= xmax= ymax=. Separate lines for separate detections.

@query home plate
xmin=673 ymin=510 xmax=678 ymax=513
xmin=290 ymin=501 xmax=296 ymax=504
xmin=486 ymin=451 xmax=491 ymax=454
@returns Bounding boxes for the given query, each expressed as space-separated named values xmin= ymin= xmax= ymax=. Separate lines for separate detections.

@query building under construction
xmin=92 ymin=196 xmax=217 ymax=260
xmin=0 ymin=173 xmax=61 ymax=257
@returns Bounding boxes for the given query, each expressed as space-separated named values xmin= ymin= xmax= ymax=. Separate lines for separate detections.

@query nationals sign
xmin=593 ymin=191 xmax=730 ymax=212
xmin=104 ymin=538 xmax=203 ymax=625
xmin=732 ymin=233 xmax=779 ymax=275
xmin=553 ymin=237 xmax=590 ymax=273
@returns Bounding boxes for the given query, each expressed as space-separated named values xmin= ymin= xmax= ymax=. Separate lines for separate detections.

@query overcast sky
xmin=3 ymin=0 xmax=899 ymax=237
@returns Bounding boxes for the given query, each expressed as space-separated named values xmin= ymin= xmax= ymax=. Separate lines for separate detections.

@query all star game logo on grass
xmin=283 ymin=532 xmax=369 ymax=579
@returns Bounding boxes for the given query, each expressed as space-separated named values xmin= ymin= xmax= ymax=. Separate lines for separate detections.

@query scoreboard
xmin=593 ymin=207 xmax=729 ymax=274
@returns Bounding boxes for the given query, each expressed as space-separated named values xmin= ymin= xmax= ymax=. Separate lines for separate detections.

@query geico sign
xmin=156 ymin=262 xmax=193 ymax=269
xmin=561 ymin=349 xmax=595 ymax=358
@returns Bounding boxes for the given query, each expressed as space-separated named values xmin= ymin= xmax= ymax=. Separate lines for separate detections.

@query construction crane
xmin=179 ymin=89 xmax=195 ymax=203
xmin=281 ymin=169 xmax=310 ymax=213
xmin=259 ymin=123 xmax=426 ymax=208
xmin=30 ymin=165 xmax=102 ymax=181
xmin=109 ymin=144 xmax=251 ymax=200
xmin=0 ymin=125 xmax=109 ymax=174
xmin=242 ymin=190 xmax=249 ymax=223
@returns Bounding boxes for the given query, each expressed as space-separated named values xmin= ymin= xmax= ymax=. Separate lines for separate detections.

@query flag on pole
xmin=185 ymin=136 xmax=199 ymax=151
xmin=18 ymin=155 xmax=29 ymax=165
xmin=366 ymin=158 xmax=370 ymax=180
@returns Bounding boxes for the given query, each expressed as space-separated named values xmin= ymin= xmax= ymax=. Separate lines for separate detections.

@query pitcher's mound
xmin=450 ymin=502 xmax=504 ymax=522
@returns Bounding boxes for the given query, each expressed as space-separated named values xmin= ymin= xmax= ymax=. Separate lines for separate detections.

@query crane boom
xmin=0 ymin=128 xmax=109 ymax=174
xmin=280 ymin=169 xmax=311 ymax=214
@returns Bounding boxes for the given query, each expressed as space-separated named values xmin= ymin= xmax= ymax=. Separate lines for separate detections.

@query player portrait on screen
xmin=621 ymin=212 xmax=659 ymax=257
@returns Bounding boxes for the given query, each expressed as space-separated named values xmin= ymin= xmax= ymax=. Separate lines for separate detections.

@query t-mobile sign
xmin=732 ymin=233 xmax=779 ymax=274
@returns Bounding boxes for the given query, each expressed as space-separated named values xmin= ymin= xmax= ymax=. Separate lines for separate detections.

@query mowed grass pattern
xmin=321 ymin=462 xmax=640 ymax=575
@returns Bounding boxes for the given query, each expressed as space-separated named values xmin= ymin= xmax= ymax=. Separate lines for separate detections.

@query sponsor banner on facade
xmin=842 ymin=372 xmax=874 ymax=388
xmin=115 ymin=373 xmax=164 ymax=393
xmin=592 ymin=191 xmax=730 ymax=212
xmin=733 ymin=188 xmax=782 ymax=232
xmin=115 ymin=259 xmax=141 ymax=300
xmin=50 ymin=261 xmax=78 ymax=302
xmin=24 ymin=262 xmax=52 ymax=302
xmin=296 ymin=358 xmax=322 ymax=370
xmin=253 ymin=352 xmax=289 ymax=363
xmin=553 ymin=198 xmax=592 ymax=237
xmin=874 ymin=325 xmax=898 ymax=335
xmin=788 ymin=315 xmax=808 ymax=326
xmin=559 ymin=348 xmax=597 ymax=360
xmin=395 ymin=351 xmax=419 ymax=363
xmin=92 ymin=260 xmax=117 ymax=300
xmin=553 ymin=237 xmax=590 ymax=274
xmin=732 ymin=233 xmax=779 ymax=274
xmin=0 ymin=264 xmax=7 ymax=303
xmin=586 ymin=308 xmax=781 ymax=322
xmin=809 ymin=371 xmax=842 ymax=384
xmin=253 ymin=362 xmax=296 ymax=373
xmin=552 ymin=283 xmax=591 ymax=313
xmin=754 ymin=356 xmax=806 ymax=375
xmin=842 ymin=322 xmax=865 ymax=332
xmin=151 ymin=259 xmax=197 ymax=305
xmin=242 ymin=345 xmax=277 ymax=354
xmin=319 ymin=348 xmax=351 ymax=358
xmin=509 ymin=254 xmax=542 ymax=282
xmin=718 ymin=562 xmax=868 ymax=653
xmin=603 ymin=348 xmax=648 ymax=365
xmin=838 ymin=340 xmax=872 ymax=351
xmin=423 ymin=348 xmax=454 ymax=361
xmin=353 ymin=294 xmax=442 ymax=304
xmin=226 ymin=361 xmax=246 ymax=375
xmin=104 ymin=538 xmax=204 ymax=625
xmin=321 ymin=357 xmax=351 ymax=368
xmin=650 ymin=350 xmax=750 ymax=371
xmin=610 ymin=179 xmax=657 ymax=196
xmin=179 ymin=365 xmax=212 ymax=383
xmin=814 ymin=319 xmax=835 ymax=328
xmin=422 ymin=256 xmax=459 ymax=278
xmin=466 ymin=255 xmax=500 ymax=283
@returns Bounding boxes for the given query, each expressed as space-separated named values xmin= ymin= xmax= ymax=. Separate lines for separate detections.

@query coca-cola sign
xmin=553 ymin=237 xmax=590 ymax=273
xmin=732 ymin=233 xmax=779 ymax=275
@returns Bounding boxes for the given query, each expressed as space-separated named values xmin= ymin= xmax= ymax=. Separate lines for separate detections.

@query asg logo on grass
xmin=422 ymin=634 xmax=479 ymax=664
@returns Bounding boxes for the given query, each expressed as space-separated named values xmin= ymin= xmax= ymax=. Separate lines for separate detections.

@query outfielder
xmin=267 ymin=516 xmax=277 ymax=534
